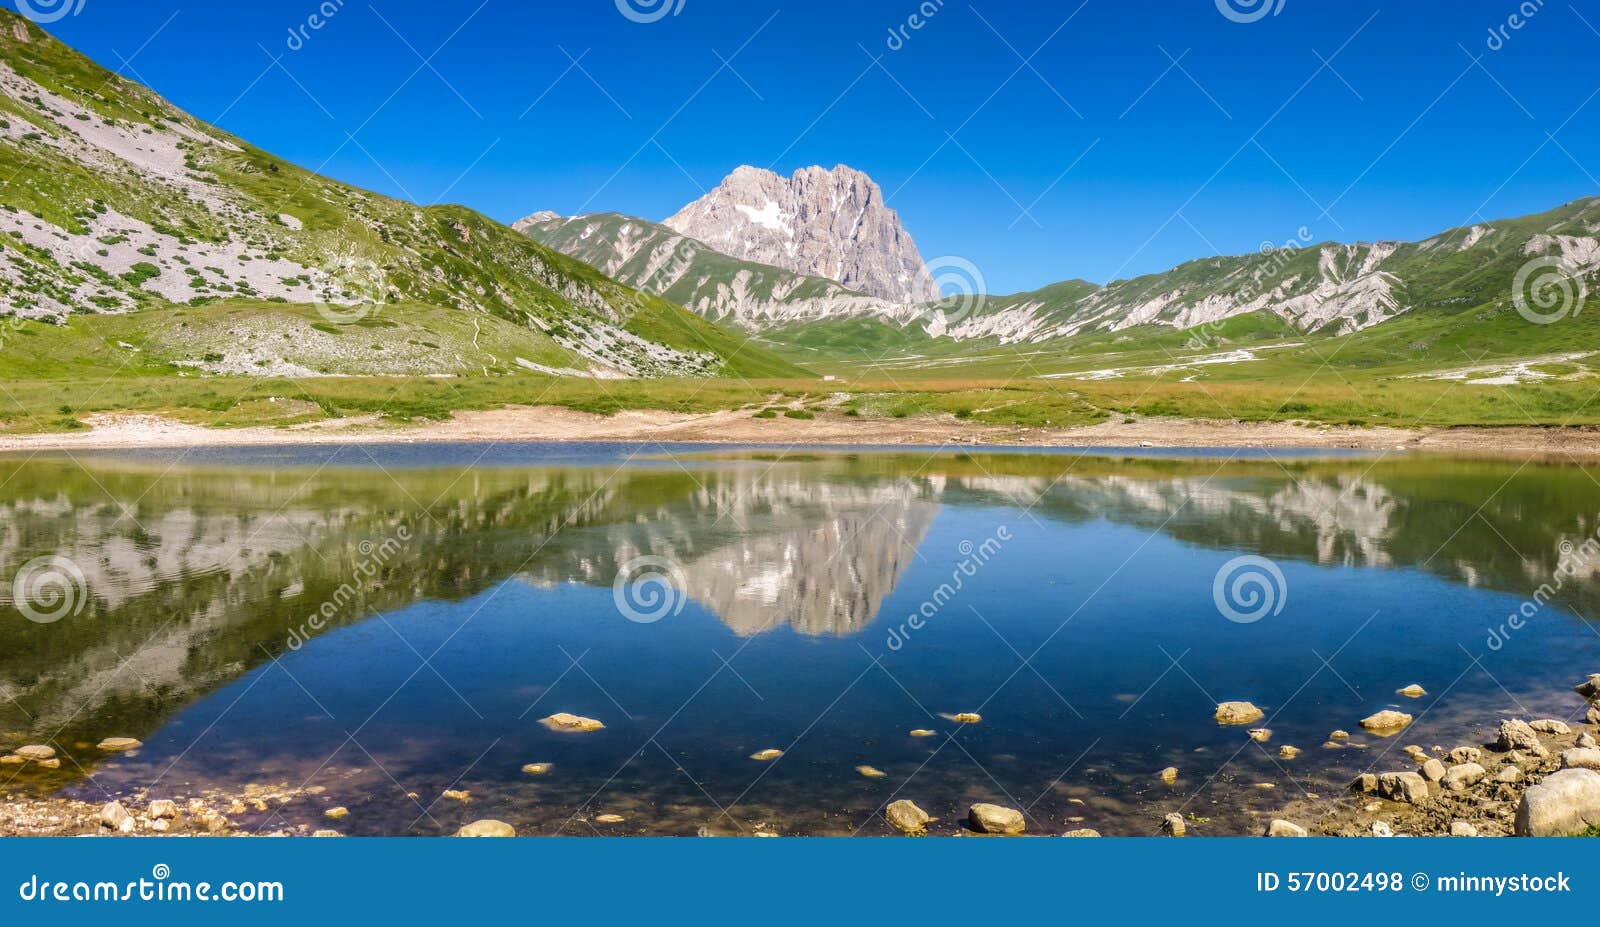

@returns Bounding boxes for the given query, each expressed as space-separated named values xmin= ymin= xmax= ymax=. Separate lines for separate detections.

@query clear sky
xmin=9 ymin=0 xmax=1599 ymax=295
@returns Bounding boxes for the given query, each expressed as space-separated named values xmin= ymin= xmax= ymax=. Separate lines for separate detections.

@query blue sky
xmin=10 ymin=0 xmax=1599 ymax=294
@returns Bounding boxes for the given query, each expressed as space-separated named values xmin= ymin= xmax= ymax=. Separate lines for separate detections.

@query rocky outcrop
xmin=664 ymin=165 xmax=938 ymax=304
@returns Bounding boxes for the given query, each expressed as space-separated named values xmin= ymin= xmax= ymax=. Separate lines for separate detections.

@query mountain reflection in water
xmin=0 ymin=447 xmax=1596 ymax=835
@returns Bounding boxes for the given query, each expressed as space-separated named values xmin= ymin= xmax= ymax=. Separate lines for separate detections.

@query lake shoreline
xmin=4 ymin=407 xmax=1600 ymax=457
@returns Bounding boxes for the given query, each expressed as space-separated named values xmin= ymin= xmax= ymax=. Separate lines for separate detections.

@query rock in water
xmin=1515 ymin=769 xmax=1600 ymax=836
xmin=662 ymin=165 xmax=939 ymax=304
xmin=1214 ymin=702 xmax=1264 ymax=725
xmin=97 ymin=737 xmax=142 ymax=752
xmin=13 ymin=745 xmax=55 ymax=761
xmin=1158 ymin=767 xmax=1178 ymax=784
xmin=749 ymin=749 xmax=784 ymax=761
xmin=1397 ymin=684 xmax=1427 ymax=698
xmin=1442 ymin=763 xmax=1486 ymax=791
xmin=442 ymin=790 xmax=470 ymax=803
xmin=1278 ymin=746 xmax=1301 ymax=760
xmin=952 ymin=713 xmax=982 ymax=724
xmin=595 ymin=814 xmax=625 ymax=824
xmin=1377 ymin=772 xmax=1429 ymax=804
xmin=324 ymin=807 xmax=349 ymax=820
xmin=1561 ymin=748 xmax=1600 ymax=771
xmin=1497 ymin=719 xmax=1542 ymax=752
xmin=855 ymin=765 xmax=887 ymax=779
xmin=540 ymin=713 xmax=604 ymax=733
xmin=909 ymin=729 xmax=936 ymax=738
xmin=456 ymin=820 xmax=516 ymax=837
xmin=1061 ymin=828 xmax=1101 ymax=837
xmin=522 ymin=763 xmax=553 ymax=775
xmin=1574 ymin=674 xmax=1600 ymax=701
xmin=1265 ymin=820 xmax=1309 ymax=837
xmin=885 ymin=800 xmax=930 ymax=835
xmin=1247 ymin=728 xmax=1272 ymax=743
xmin=1359 ymin=710 xmax=1414 ymax=735
xmin=968 ymin=803 xmax=1025 ymax=835
xmin=1162 ymin=813 xmax=1186 ymax=837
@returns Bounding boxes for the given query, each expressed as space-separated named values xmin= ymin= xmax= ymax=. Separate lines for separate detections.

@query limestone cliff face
xmin=663 ymin=165 xmax=938 ymax=304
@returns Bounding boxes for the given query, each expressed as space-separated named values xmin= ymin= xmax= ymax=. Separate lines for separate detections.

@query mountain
xmin=0 ymin=11 xmax=805 ymax=381
xmin=514 ymin=211 xmax=926 ymax=329
xmin=662 ymin=164 xmax=938 ymax=304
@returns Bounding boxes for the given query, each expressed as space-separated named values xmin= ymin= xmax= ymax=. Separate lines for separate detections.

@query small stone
xmin=1162 ymin=813 xmax=1186 ymax=837
xmin=1265 ymin=819 xmax=1308 ymax=837
xmin=1397 ymin=684 xmax=1427 ymax=698
xmin=0 ymin=755 xmax=23 ymax=766
xmin=1247 ymin=728 xmax=1272 ymax=743
xmin=1514 ymin=768 xmax=1600 ymax=836
xmin=522 ymin=763 xmax=553 ymax=775
xmin=96 ymin=737 xmax=142 ymax=753
xmin=885 ymin=800 xmax=930 ymax=835
xmin=13 ymin=745 xmax=55 ymax=761
xmin=442 ymin=790 xmax=470 ymax=803
xmin=909 ymin=729 xmax=936 ymax=738
xmin=1443 ymin=763 xmax=1487 ymax=791
xmin=1278 ymin=745 xmax=1301 ymax=760
xmin=99 ymin=801 xmax=130 ymax=830
xmin=1360 ymin=711 xmax=1414 ymax=735
xmin=1574 ymin=674 xmax=1600 ymax=701
xmin=750 ymin=749 xmax=783 ymax=761
xmin=1449 ymin=747 xmax=1482 ymax=765
xmin=1377 ymin=771 xmax=1429 ymax=804
xmin=1578 ymin=733 xmax=1599 ymax=750
xmin=1371 ymin=821 xmax=1394 ymax=837
xmin=1497 ymin=719 xmax=1542 ymax=752
xmin=324 ymin=807 xmax=349 ymax=820
xmin=456 ymin=819 xmax=515 ymax=837
xmin=1061 ymin=828 xmax=1101 ymax=837
xmin=1561 ymin=748 xmax=1600 ymax=771
xmin=1329 ymin=730 xmax=1350 ymax=741
xmin=1531 ymin=719 xmax=1572 ymax=736
xmin=1349 ymin=773 xmax=1378 ymax=794
xmin=968 ymin=803 xmax=1025 ymax=835
xmin=855 ymin=765 xmax=887 ymax=779
xmin=1158 ymin=766 xmax=1178 ymax=784
xmin=312 ymin=830 xmax=343 ymax=837
xmin=1450 ymin=821 xmax=1478 ymax=837
xmin=1403 ymin=744 xmax=1428 ymax=761
xmin=148 ymin=800 xmax=177 ymax=820
xmin=1420 ymin=759 xmax=1446 ymax=783
xmin=1496 ymin=765 xmax=1524 ymax=784
xmin=952 ymin=713 xmax=982 ymax=724
xmin=1254 ymin=783 xmax=1277 ymax=790
xmin=540 ymin=713 xmax=604 ymax=732
xmin=595 ymin=814 xmax=625 ymax=824
xmin=1214 ymin=702 xmax=1265 ymax=725
xmin=36 ymin=758 xmax=59 ymax=769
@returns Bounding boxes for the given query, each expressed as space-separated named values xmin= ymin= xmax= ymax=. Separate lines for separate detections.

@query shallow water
xmin=0 ymin=444 xmax=1596 ymax=835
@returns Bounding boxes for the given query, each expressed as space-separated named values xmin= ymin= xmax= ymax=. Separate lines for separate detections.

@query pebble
xmin=749 ymin=749 xmax=784 ymax=762
xmin=1247 ymin=729 xmax=1272 ymax=743
xmin=909 ymin=729 xmax=936 ymax=738
xmin=1162 ymin=813 xmax=1186 ymax=837
xmin=1371 ymin=821 xmax=1394 ymax=837
xmin=455 ymin=819 xmax=515 ymax=837
xmin=1061 ymin=828 xmax=1101 ymax=837
xmin=967 ymin=803 xmax=1025 ymax=835
xmin=521 ymin=763 xmax=553 ymax=775
xmin=1397 ymin=684 xmax=1427 ymax=698
xmin=855 ymin=765 xmax=887 ymax=779
xmin=442 ymin=790 xmax=471 ymax=803
xmin=98 ymin=801 xmax=130 ymax=830
xmin=148 ymin=800 xmax=177 ymax=820
xmin=952 ymin=713 xmax=982 ymax=724
xmin=96 ymin=738 xmax=142 ymax=753
xmin=595 ymin=814 xmax=625 ymax=824
xmin=1265 ymin=819 xmax=1308 ymax=837
xmin=324 ymin=807 xmax=349 ymax=820
xmin=1443 ymin=763 xmax=1487 ymax=792
xmin=1158 ymin=767 xmax=1178 ymax=784
xmin=1329 ymin=730 xmax=1350 ymax=741
xmin=1278 ymin=746 xmax=1301 ymax=760
xmin=1496 ymin=765 xmax=1524 ymax=784
xmin=1419 ymin=759 xmax=1446 ymax=783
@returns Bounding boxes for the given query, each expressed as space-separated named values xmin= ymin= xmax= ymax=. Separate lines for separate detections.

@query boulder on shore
xmin=1442 ymin=762 xmax=1487 ymax=792
xmin=1214 ymin=702 xmax=1265 ymax=725
xmin=1497 ymin=719 xmax=1542 ymax=752
xmin=1265 ymin=819 xmax=1308 ymax=837
xmin=1377 ymin=771 xmax=1429 ymax=804
xmin=456 ymin=820 xmax=516 ymax=837
xmin=968 ymin=803 xmax=1025 ymax=835
xmin=1514 ymin=768 xmax=1600 ymax=836
xmin=1419 ymin=759 xmax=1446 ymax=783
xmin=885 ymin=800 xmax=930 ymax=835
xmin=1560 ymin=748 xmax=1600 ymax=771
xmin=1531 ymin=719 xmax=1572 ymax=736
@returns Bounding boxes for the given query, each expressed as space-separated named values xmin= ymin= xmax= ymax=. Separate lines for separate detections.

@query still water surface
xmin=1 ymin=444 xmax=1596 ymax=835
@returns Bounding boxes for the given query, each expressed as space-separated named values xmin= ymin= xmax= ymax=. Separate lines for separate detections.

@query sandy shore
xmin=2 ymin=407 xmax=1600 ymax=456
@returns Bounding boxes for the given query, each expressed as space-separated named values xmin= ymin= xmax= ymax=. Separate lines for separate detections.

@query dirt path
xmin=2 ymin=407 xmax=1600 ymax=456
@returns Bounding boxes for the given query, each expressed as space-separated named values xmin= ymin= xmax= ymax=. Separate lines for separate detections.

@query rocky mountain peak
xmin=663 ymin=164 xmax=938 ymax=303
